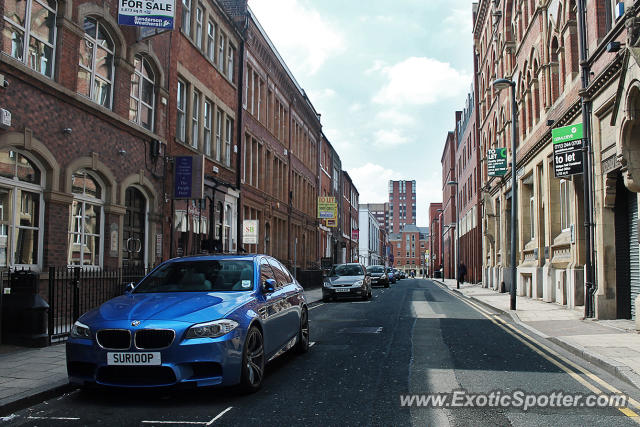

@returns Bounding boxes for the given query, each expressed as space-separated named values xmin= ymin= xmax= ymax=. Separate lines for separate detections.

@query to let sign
xmin=487 ymin=148 xmax=508 ymax=176
xmin=552 ymin=123 xmax=584 ymax=177
xmin=243 ymin=220 xmax=259 ymax=245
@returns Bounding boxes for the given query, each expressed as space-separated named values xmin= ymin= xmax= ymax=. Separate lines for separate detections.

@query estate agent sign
xmin=552 ymin=123 xmax=584 ymax=177
xmin=487 ymin=147 xmax=508 ymax=176
xmin=118 ymin=0 xmax=175 ymax=29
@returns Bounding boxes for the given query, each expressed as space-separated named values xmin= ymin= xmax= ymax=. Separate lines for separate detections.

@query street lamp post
xmin=447 ymin=181 xmax=459 ymax=289
xmin=436 ymin=208 xmax=444 ymax=278
xmin=493 ymin=78 xmax=518 ymax=311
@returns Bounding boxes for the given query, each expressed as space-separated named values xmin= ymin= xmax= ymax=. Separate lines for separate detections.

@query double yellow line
xmin=438 ymin=283 xmax=640 ymax=421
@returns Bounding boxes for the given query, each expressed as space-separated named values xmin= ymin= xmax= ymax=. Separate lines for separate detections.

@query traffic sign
xmin=487 ymin=148 xmax=508 ymax=176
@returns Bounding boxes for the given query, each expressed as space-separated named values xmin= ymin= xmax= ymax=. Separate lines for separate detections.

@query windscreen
xmin=366 ymin=266 xmax=384 ymax=273
xmin=331 ymin=264 xmax=364 ymax=276
xmin=134 ymin=260 xmax=254 ymax=293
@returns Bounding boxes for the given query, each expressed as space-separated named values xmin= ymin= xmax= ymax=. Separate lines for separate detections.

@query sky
xmin=249 ymin=0 xmax=476 ymax=227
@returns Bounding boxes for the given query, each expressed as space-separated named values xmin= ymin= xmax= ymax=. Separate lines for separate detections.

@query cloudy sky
xmin=249 ymin=0 xmax=476 ymax=227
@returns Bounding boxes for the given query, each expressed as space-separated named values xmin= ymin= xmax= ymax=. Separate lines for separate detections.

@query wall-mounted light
xmin=118 ymin=148 xmax=127 ymax=156
xmin=62 ymin=128 xmax=72 ymax=134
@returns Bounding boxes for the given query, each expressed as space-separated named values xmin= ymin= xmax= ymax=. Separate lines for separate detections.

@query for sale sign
xmin=118 ymin=0 xmax=175 ymax=29
xmin=552 ymin=124 xmax=584 ymax=177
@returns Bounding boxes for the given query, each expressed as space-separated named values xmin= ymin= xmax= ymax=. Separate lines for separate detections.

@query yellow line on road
xmin=435 ymin=282 xmax=639 ymax=420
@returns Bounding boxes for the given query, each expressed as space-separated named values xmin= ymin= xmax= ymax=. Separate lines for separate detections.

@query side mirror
xmin=263 ymin=278 xmax=277 ymax=293
xmin=124 ymin=282 xmax=135 ymax=294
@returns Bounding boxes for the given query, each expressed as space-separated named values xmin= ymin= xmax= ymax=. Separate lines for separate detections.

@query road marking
xmin=141 ymin=407 xmax=232 ymax=426
xmin=28 ymin=417 xmax=80 ymax=421
xmin=205 ymin=407 xmax=233 ymax=425
xmin=434 ymin=282 xmax=640 ymax=421
xmin=309 ymin=303 xmax=325 ymax=310
xmin=310 ymin=341 xmax=316 ymax=347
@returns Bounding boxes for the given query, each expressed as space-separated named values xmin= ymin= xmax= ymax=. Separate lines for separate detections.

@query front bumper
xmin=66 ymin=323 xmax=245 ymax=388
xmin=323 ymin=285 xmax=367 ymax=298
xmin=370 ymin=276 xmax=388 ymax=286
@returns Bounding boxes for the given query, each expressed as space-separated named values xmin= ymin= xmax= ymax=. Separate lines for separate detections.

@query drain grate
xmin=338 ymin=326 xmax=383 ymax=334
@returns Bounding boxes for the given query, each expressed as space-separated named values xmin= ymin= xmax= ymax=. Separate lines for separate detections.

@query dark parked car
xmin=66 ymin=255 xmax=309 ymax=392
xmin=323 ymin=263 xmax=372 ymax=301
xmin=386 ymin=268 xmax=396 ymax=284
xmin=366 ymin=265 xmax=389 ymax=288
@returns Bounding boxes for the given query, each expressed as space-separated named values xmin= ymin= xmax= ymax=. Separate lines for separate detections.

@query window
xmin=217 ymin=31 xmax=225 ymax=71
xmin=194 ymin=6 xmax=203 ymax=49
xmin=560 ymin=179 xmax=570 ymax=231
xmin=529 ymin=196 xmax=535 ymax=239
xmin=191 ymin=91 xmax=200 ymax=149
xmin=77 ymin=17 xmax=115 ymax=108
xmin=0 ymin=150 xmax=43 ymax=268
xmin=2 ymin=0 xmax=57 ymax=77
xmin=177 ymin=79 xmax=187 ymax=141
xmin=129 ymin=55 xmax=155 ymax=131
xmin=227 ymin=43 xmax=235 ymax=81
xmin=215 ymin=109 xmax=222 ymax=162
xmin=181 ymin=0 xmax=191 ymax=36
xmin=206 ymin=20 xmax=215 ymax=61
xmin=68 ymin=170 xmax=103 ymax=267
xmin=203 ymin=100 xmax=212 ymax=156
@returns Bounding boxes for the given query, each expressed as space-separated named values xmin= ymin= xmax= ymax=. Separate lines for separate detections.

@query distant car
xmin=366 ymin=265 xmax=389 ymax=288
xmin=393 ymin=269 xmax=404 ymax=280
xmin=400 ymin=271 xmax=407 ymax=279
xmin=323 ymin=263 xmax=372 ymax=301
xmin=66 ymin=255 xmax=309 ymax=392
xmin=386 ymin=268 xmax=396 ymax=284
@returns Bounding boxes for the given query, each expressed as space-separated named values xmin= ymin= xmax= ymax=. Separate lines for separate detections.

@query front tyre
xmin=294 ymin=308 xmax=310 ymax=354
xmin=239 ymin=326 xmax=265 ymax=393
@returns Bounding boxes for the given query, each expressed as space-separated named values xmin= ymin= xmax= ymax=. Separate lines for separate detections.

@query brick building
xmin=0 ymin=0 xmax=168 ymax=272
xmin=319 ymin=133 xmax=345 ymax=263
xmin=455 ymin=82 xmax=482 ymax=284
xmin=389 ymin=224 xmax=428 ymax=274
xmin=388 ymin=180 xmax=416 ymax=233
xmin=441 ymin=129 xmax=457 ymax=279
xmin=428 ymin=202 xmax=443 ymax=276
xmin=341 ymin=171 xmax=358 ymax=263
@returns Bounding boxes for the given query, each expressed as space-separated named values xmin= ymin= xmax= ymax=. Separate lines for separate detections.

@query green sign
xmin=487 ymin=148 xmax=508 ymax=176
xmin=552 ymin=123 xmax=583 ymax=144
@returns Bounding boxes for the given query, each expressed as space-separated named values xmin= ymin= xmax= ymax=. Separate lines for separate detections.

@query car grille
xmin=97 ymin=366 xmax=176 ymax=386
xmin=96 ymin=329 xmax=131 ymax=350
xmin=135 ymin=329 xmax=175 ymax=349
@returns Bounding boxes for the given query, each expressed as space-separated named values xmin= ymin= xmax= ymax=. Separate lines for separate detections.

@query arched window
xmin=78 ymin=17 xmax=115 ymax=109
xmin=0 ymin=150 xmax=44 ymax=268
xmin=2 ymin=0 xmax=57 ymax=77
xmin=68 ymin=170 xmax=103 ymax=267
xmin=550 ymin=37 xmax=560 ymax=102
xmin=129 ymin=55 xmax=155 ymax=131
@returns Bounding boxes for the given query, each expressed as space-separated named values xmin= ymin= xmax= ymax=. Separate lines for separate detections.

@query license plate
xmin=107 ymin=352 xmax=161 ymax=366
xmin=335 ymin=288 xmax=351 ymax=293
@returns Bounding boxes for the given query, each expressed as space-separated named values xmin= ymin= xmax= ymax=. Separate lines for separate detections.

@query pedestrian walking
xmin=458 ymin=263 xmax=467 ymax=284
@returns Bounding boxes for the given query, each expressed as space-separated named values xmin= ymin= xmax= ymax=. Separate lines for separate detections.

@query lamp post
xmin=493 ymin=77 xmax=517 ymax=311
xmin=429 ymin=216 xmax=438 ymax=277
xmin=436 ymin=208 xmax=444 ymax=278
xmin=447 ymin=181 xmax=460 ymax=288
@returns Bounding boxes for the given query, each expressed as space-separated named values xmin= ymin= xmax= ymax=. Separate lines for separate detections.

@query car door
xmin=269 ymin=258 xmax=301 ymax=337
xmin=267 ymin=258 xmax=298 ymax=348
xmin=258 ymin=257 xmax=282 ymax=357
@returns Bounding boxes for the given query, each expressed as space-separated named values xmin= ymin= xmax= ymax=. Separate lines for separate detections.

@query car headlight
xmin=70 ymin=320 xmax=91 ymax=339
xmin=323 ymin=280 xmax=332 ymax=288
xmin=185 ymin=319 xmax=239 ymax=339
xmin=354 ymin=280 xmax=363 ymax=286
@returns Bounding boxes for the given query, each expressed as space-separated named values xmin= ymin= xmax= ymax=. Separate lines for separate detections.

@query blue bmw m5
xmin=66 ymin=255 xmax=310 ymax=392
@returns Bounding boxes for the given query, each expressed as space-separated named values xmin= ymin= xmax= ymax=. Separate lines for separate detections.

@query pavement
xmin=0 ymin=286 xmax=325 ymax=416
xmin=433 ymin=277 xmax=640 ymax=390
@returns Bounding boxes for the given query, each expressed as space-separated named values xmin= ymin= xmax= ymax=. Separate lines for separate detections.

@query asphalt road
xmin=3 ymin=279 xmax=640 ymax=426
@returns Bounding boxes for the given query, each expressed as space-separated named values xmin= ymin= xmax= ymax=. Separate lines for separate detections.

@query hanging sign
xmin=552 ymin=123 xmax=584 ymax=177
xmin=318 ymin=196 xmax=337 ymax=219
xmin=118 ymin=0 xmax=175 ymax=29
xmin=173 ymin=155 xmax=204 ymax=199
xmin=487 ymin=148 xmax=508 ymax=176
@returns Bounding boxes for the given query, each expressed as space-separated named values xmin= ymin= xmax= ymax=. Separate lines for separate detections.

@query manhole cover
xmin=338 ymin=326 xmax=383 ymax=334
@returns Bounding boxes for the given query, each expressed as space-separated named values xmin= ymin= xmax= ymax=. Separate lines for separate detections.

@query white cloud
xmin=306 ymin=88 xmax=336 ymax=103
xmin=349 ymin=163 xmax=401 ymax=204
xmin=373 ymin=57 xmax=472 ymax=106
xmin=375 ymin=110 xmax=415 ymax=126
xmin=248 ymin=0 xmax=346 ymax=75
xmin=443 ymin=8 xmax=473 ymax=34
xmin=374 ymin=129 xmax=408 ymax=147
xmin=348 ymin=103 xmax=363 ymax=113
xmin=365 ymin=59 xmax=386 ymax=75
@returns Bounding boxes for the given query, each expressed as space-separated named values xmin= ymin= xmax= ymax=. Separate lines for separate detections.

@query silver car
xmin=323 ymin=263 xmax=372 ymax=302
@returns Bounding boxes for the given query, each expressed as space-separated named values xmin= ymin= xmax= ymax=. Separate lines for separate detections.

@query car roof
xmin=164 ymin=254 xmax=263 ymax=263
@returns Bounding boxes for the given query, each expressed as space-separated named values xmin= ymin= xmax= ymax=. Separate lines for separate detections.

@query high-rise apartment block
xmin=388 ymin=180 xmax=416 ymax=233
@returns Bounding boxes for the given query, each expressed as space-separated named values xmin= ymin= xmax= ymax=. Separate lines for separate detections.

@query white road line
xmin=205 ymin=407 xmax=233 ymax=425
xmin=309 ymin=341 xmax=316 ymax=347
xmin=28 ymin=417 xmax=80 ymax=421
xmin=141 ymin=421 xmax=204 ymax=425
xmin=309 ymin=303 xmax=325 ymax=310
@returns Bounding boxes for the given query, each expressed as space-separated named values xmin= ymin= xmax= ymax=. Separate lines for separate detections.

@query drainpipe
xmin=235 ymin=13 xmax=248 ymax=254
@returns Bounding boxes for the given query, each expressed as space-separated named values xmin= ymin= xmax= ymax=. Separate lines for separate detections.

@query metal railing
xmin=48 ymin=266 xmax=151 ymax=343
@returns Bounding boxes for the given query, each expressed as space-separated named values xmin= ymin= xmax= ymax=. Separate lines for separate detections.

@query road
xmin=3 ymin=279 xmax=640 ymax=426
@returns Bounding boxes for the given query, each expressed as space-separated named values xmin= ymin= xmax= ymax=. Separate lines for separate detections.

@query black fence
xmin=48 ymin=266 xmax=151 ymax=343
